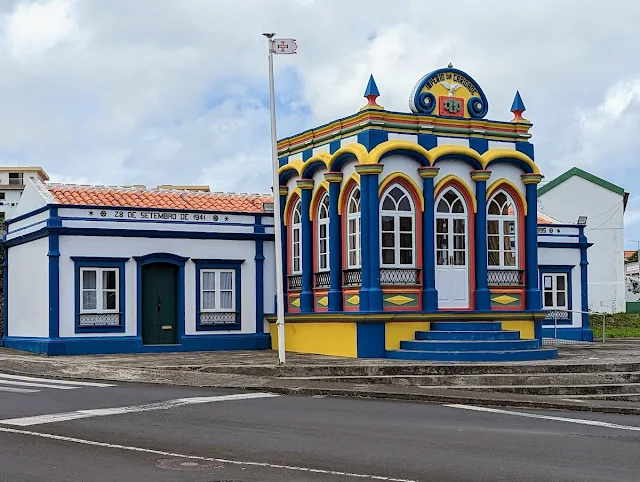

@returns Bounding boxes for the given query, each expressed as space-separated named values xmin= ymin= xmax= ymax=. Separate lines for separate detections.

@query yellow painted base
xmin=501 ymin=320 xmax=535 ymax=340
xmin=270 ymin=322 xmax=357 ymax=357
xmin=385 ymin=322 xmax=430 ymax=350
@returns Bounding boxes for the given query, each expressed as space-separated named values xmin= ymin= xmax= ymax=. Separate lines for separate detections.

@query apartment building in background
xmin=0 ymin=167 xmax=49 ymax=222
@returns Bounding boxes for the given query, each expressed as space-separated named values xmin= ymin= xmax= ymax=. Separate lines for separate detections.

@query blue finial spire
xmin=361 ymin=74 xmax=383 ymax=110
xmin=510 ymin=90 xmax=527 ymax=122
xmin=364 ymin=74 xmax=380 ymax=97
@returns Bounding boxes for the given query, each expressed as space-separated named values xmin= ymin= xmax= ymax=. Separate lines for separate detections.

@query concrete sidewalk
xmin=1 ymin=341 xmax=640 ymax=415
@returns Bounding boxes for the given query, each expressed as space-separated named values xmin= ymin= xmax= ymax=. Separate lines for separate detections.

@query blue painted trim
xmin=329 ymin=140 xmax=341 ymax=154
xmin=364 ymin=74 xmax=380 ymax=97
xmin=356 ymin=322 xmax=385 ymax=358
xmin=537 ymin=223 xmax=583 ymax=229
xmin=433 ymin=153 xmax=483 ymax=171
xmin=5 ymin=205 xmax=50 ymax=226
xmin=48 ymin=208 xmax=60 ymax=339
xmin=538 ymin=242 xmax=592 ymax=249
xmin=2 ymin=334 xmax=271 ymax=355
xmin=73 ymin=257 xmax=128 ymax=334
xmin=254 ymin=240 xmax=264 ymax=333
xmin=4 ymin=227 xmax=48 ymax=247
xmin=194 ymin=260 xmax=243 ymax=332
xmin=359 ymin=171 xmax=371 ymax=311
xmin=328 ymin=180 xmax=343 ymax=311
xmin=579 ymin=227 xmax=592 ymax=340
xmin=484 ymin=157 xmax=535 ymax=174
xmin=253 ymin=214 xmax=265 ymax=234
xmin=421 ymin=175 xmax=438 ymax=311
xmin=278 ymin=155 xmax=289 ymax=168
xmin=302 ymin=148 xmax=313 ymax=162
xmin=474 ymin=179 xmax=490 ymax=310
xmin=7 ymin=219 xmax=47 ymax=235
xmin=59 ymin=216 xmax=265 ymax=230
xmin=300 ymin=187 xmax=314 ymax=312
xmin=357 ymin=129 xmax=388 ymax=151
xmin=280 ymin=193 xmax=288 ymax=313
xmin=3 ymin=245 xmax=7 ymax=339
xmin=368 ymin=173 xmax=382 ymax=310
xmin=469 ymin=138 xmax=488 ymax=154
xmin=417 ymin=133 xmax=437 ymax=150
xmin=378 ymin=149 xmax=429 ymax=167
xmin=541 ymin=327 xmax=592 ymax=341
xmin=524 ymin=183 xmax=541 ymax=310
xmin=516 ymin=141 xmax=534 ymax=160
xmin=301 ymin=159 xmax=325 ymax=178
xmin=47 ymin=203 xmax=274 ymax=219
xmin=538 ymin=233 xmax=580 ymax=238
xmin=134 ymin=254 xmax=187 ymax=342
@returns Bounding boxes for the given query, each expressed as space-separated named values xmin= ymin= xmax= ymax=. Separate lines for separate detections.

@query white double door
xmin=435 ymin=189 xmax=469 ymax=308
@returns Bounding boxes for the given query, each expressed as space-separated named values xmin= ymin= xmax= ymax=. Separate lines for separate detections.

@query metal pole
xmin=264 ymin=32 xmax=286 ymax=365
xmin=602 ymin=313 xmax=605 ymax=344
xmin=554 ymin=314 xmax=557 ymax=344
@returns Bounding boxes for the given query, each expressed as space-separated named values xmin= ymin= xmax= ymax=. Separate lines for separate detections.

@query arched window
xmin=436 ymin=188 xmax=467 ymax=267
xmin=317 ymin=193 xmax=330 ymax=271
xmin=291 ymin=199 xmax=302 ymax=274
xmin=487 ymin=191 xmax=517 ymax=268
xmin=380 ymin=185 xmax=415 ymax=267
xmin=346 ymin=187 xmax=361 ymax=268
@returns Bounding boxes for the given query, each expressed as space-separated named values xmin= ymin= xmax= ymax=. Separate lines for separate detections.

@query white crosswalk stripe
xmin=0 ymin=373 xmax=116 ymax=395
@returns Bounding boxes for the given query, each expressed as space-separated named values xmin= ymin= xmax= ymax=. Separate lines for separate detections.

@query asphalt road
xmin=0 ymin=374 xmax=639 ymax=481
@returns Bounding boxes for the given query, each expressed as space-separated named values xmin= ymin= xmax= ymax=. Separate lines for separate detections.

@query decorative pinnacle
xmin=448 ymin=62 xmax=453 ymax=68
xmin=361 ymin=74 xmax=384 ymax=111
xmin=510 ymin=90 xmax=528 ymax=122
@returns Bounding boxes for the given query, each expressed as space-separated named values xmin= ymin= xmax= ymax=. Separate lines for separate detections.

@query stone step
xmin=556 ymin=393 xmax=640 ymax=402
xmin=416 ymin=330 xmax=521 ymax=341
xmin=399 ymin=339 xmax=539 ymax=351
xmin=436 ymin=383 xmax=640 ymax=396
xmin=429 ymin=322 xmax=503 ymax=331
xmin=385 ymin=347 xmax=559 ymax=362
xmin=278 ymin=371 xmax=640 ymax=387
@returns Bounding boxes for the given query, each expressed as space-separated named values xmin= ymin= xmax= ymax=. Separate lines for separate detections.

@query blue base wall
xmin=1 ymin=334 xmax=271 ymax=356
xmin=541 ymin=327 xmax=593 ymax=342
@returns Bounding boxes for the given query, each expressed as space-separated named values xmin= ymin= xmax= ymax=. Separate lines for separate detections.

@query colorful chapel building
xmin=269 ymin=65 xmax=593 ymax=360
xmin=1 ymin=65 xmax=592 ymax=358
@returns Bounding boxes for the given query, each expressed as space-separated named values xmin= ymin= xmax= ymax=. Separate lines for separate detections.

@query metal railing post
xmin=554 ymin=314 xmax=558 ymax=345
xmin=602 ymin=313 xmax=606 ymax=343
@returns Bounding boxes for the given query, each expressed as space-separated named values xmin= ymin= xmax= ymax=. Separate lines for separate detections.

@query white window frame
xmin=200 ymin=269 xmax=236 ymax=313
xmin=291 ymin=199 xmax=302 ymax=275
xmin=80 ymin=267 xmax=119 ymax=314
xmin=380 ymin=184 xmax=416 ymax=268
xmin=346 ymin=186 xmax=361 ymax=268
xmin=542 ymin=273 xmax=569 ymax=310
xmin=317 ymin=193 xmax=330 ymax=272
xmin=487 ymin=191 xmax=518 ymax=269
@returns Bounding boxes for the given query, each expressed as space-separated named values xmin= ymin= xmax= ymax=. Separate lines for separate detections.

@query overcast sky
xmin=0 ymin=0 xmax=639 ymax=244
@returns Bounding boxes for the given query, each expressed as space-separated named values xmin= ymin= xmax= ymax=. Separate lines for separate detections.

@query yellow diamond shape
xmin=385 ymin=294 xmax=414 ymax=306
xmin=317 ymin=296 xmax=328 ymax=307
xmin=492 ymin=294 xmax=518 ymax=305
xmin=291 ymin=298 xmax=300 ymax=307
xmin=346 ymin=295 xmax=360 ymax=305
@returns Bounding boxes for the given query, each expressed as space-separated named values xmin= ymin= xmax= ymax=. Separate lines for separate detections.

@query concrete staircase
xmin=385 ymin=321 xmax=558 ymax=362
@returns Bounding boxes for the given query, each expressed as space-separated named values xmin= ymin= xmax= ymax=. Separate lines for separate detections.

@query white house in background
xmin=0 ymin=167 xmax=49 ymax=222
xmin=538 ymin=167 xmax=628 ymax=314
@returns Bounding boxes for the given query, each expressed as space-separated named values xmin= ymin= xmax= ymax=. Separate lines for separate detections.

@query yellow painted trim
xmin=309 ymin=180 xmax=329 ymax=221
xmin=337 ymin=173 xmax=361 ymax=216
xmin=327 ymin=143 xmax=369 ymax=170
xmin=278 ymin=159 xmax=303 ymax=177
xmin=378 ymin=173 xmax=425 ymax=211
xmin=501 ymin=320 xmax=535 ymax=340
xmin=368 ymin=140 xmax=432 ymax=165
xmin=282 ymin=188 xmax=301 ymax=226
xmin=300 ymin=152 xmax=331 ymax=178
xmin=270 ymin=322 xmax=357 ymax=357
xmin=385 ymin=322 xmax=430 ymax=350
xmin=434 ymin=174 xmax=478 ymax=213
xmin=483 ymin=149 xmax=540 ymax=174
xmin=486 ymin=178 xmax=528 ymax=216
xmin=430 ymin=145 xmax=482 ymax=167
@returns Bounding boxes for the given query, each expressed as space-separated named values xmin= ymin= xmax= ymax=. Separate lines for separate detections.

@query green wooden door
xmin=141 ymin=263 xmax=178 ymax=345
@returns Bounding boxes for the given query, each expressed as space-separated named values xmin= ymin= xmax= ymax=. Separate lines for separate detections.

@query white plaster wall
xmin=8 ymin=237 xmax=49 ymax=337
xmin=10 ymin=181 xmax=46 ymax=218
xmin=433 ymin=159 xmax=474 ymax=195
xmin=341 ymin=159 xmax=358 ymax=189
xmin=379 ymin=155 xmax=422 ymax=193
xmin=538 ymin=175 xmax=625 ymax=313
xmin=57 ymin=236 xmax=259 ymax=337
xmin=487 ymin=164 xmax=526 ymax=198
xmin=6 ymin=210 xmax=49 ymax=240
xmin=436 ymin=137 xmax=470 ymax=147
xmin=340 ymin=135 xmax=358 ymax=148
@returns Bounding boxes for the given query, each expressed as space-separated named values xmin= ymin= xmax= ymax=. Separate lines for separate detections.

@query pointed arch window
xmin=380 ymin=185 xmax=415 ymax=267
xmin=291 ymin=199 xmax=302 ymax=274
xmin=317 ymin=193 xmax=330 ymax=271
xmin=346 ymin=187 xmax=361 ymax=268
xmin=487 ymin=191 xmax=518 ymax=268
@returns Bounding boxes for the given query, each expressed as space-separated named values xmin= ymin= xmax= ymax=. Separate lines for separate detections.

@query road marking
xmin=0 ymin=393 xmax=281 ymax=426
xmin=445 ymin=404 xmax=640 ymax=432
xmin=0 ymin=379 xmax=79 ymax=390
xmin=0 ymin=426 xmax=417 ymax=482
xmin=0 ymin=374 xmax=115 ymax=388
xmin=0 ymin=386 xmax=39 ymax=394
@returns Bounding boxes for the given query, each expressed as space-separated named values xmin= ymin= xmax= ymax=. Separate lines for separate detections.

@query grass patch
xmin=589 ymin=312 xmax=640 ymax=339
